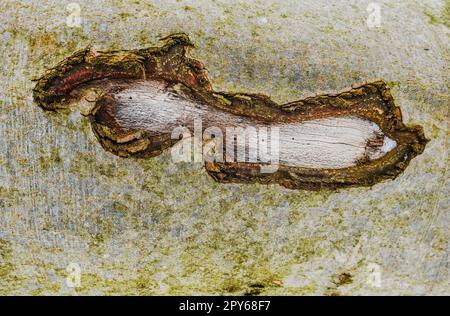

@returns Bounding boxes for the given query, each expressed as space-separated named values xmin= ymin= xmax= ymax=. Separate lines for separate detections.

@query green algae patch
xmin=0 ymin=239 xmax=25 ymax=295
xmin=69 ymin=152 xmax=129 ymax=179
xmin=423 ymin=1 xmax=450 ymax=28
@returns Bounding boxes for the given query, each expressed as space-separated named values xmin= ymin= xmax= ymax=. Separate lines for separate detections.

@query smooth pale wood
xmin=113 ymin=81 xmax=397 ymax=169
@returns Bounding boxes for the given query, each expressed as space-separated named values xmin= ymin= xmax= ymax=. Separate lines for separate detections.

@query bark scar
xmin=32 ymin=33 xmax=428 ymax=190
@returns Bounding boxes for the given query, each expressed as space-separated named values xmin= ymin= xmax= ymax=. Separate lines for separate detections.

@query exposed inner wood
xmin=32 ymin=33 xmax=428 ymax=189
xmin=112 ymin=80 xmax=397 ymax=169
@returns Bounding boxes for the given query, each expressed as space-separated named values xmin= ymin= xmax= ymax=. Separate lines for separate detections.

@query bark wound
xmin=33 ymin=33 xmax=428 ymax=190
